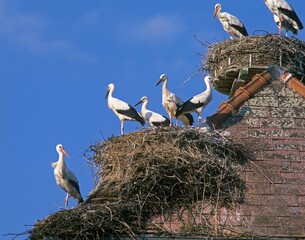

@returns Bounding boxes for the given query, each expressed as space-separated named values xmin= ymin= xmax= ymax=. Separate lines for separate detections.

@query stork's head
xmin=204 ymin=76 xmax=212 ymax=82
xmin=204 ymin=75 xmax=214 ymax=86
xmin=213 ymin=3 xmax=222 ymax=18
xmin=156 ymin=74 xmax=167 ymax=86
xmin=105 ymin=83 xmax=115 ymax=99
xmin=56 ymin=144 xmax=70 ymax=158
xmin=134 ymin=96 xmax=149 ymax=107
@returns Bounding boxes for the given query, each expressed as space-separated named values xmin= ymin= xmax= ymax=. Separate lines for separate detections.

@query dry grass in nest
xmin=204 ymin=34 xmax=305 ymax=80
xmin=30 ymin=127 xmax=250 ymax=239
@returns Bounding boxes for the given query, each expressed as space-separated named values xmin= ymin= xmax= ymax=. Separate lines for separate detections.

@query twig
xmin=250 ymin=160 xmax=274 ymax=184
xmin=181 ymin=68 xmax=202 ymax=87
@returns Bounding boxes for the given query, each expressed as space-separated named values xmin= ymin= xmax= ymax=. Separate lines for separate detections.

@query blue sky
xmin=1 ymin=0 xmax=304 ymax=238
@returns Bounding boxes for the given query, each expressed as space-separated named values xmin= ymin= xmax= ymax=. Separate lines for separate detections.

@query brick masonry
xmin=220 ymin=79 xmax=305 ymax=237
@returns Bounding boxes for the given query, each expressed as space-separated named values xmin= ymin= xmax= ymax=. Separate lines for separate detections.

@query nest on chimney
xmin=203 ymin=34 xmax=305 ymax=94
xmin=29 ymin=127 xmax=251 ymax=239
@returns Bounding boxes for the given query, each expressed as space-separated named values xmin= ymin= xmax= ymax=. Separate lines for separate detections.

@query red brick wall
xmin=220 ymin=79 xmax=305 ymax=237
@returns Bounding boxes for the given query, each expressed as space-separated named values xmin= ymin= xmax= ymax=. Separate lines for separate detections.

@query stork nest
xmin=29 ymin=127 xmax=251 ymax=239
xmin=204 ymin=34 xmax=305 ymax=80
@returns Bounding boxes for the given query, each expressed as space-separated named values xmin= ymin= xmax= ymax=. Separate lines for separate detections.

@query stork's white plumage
xmin=51 ymin=144 xmax=83 ymax=208
xmin=213 ymin=3 xmax=248 ymax=40
xmin=105 ymin=83 xmax=145 ymax=135
xmin=176 ymin=76 xmax=213 ymax=127
xmin=156 ymin=74 xmax=194 ymax=126
xmin=135 ymin=96 xmax=170 ymax=127
xmin=264 ymin=0 xmax=303 ymax=35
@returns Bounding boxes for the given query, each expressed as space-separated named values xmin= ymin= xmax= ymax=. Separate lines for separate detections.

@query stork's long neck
xmin=162 ymin=79 xmax=170 ymax=97
xmin=217 ymin=11 xmax=227 ymax=23
xmin=108 ymin=88 xmax=114 ymax=99
xmin=205 ymin=78 xmax=212 ymax=96
xmin=141 ymin=101 xmax=148 ymax=114
xmin=57 ymin=152 xmax=66 ymax=168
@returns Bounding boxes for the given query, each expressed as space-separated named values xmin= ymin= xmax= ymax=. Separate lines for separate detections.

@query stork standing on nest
xmin=264 ymin=0 xmax=303 ymax=36
xmin=135 ymin=96 xmax=170 ymax=127
xmin=51 ymin=144 xmax=83 ymax=208
xmin=156 ymin=74 xmax=194 ymax=126
xmin=105 ymin=83 xmax=145 ymax=135
xmin=176 ymin=76 xmax=213 ymax=127
xmin=213 ymin=3 xmax=248 ymax=40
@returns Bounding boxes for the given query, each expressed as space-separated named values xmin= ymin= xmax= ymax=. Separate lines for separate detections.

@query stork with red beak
xmin=264 ymin=0 xmax=303 ymax=36
xmin=213 ymin=3 xmax=248 ymax=40
xmin=51 ymin=144 xmax=83 ymax=208
xmin=156 ymin=74 xmax=194 ymax=126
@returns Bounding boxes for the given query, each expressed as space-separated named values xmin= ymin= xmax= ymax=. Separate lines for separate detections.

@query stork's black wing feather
xmin=68 ymin=179 xmax=81 ymax=195
xmin=176 ymin=97 xmax=207 ymax=118
xmin=117 ymin=105 xmax=145 ymax=125
xmin=184 ymin=113 xmax=194 ymax=126
xmin=231 ymin=24 xmax=248 ymax=36
xmin=151 ymin=116 xmax=170 ymax=127
xmin=279 ymin=7 xmax=303 ymax=29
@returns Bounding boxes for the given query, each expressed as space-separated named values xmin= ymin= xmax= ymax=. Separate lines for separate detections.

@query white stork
xmin=51 ymin=144 xmax=83 ymax=208
xmin=156 ymin=74 xmax=194 ymax=126
xmin=213 ymin=3 xmax=248 ymax=40
xmin=105 ymin=83 xmax=145 ymax=135
xmin=176 ymin=76 xmax=213 ymax=127
xmin=264 ymin=0 xmax=303 ymax=36
xmin=135 ymin=96 xmax=170 ymax=127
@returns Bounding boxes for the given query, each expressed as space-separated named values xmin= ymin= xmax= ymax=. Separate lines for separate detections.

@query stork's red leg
xmin=65 ymin=193 xmax=69 ymax=208
xmin=198 ymin=114 xmax=201 ymax=128
xmin=169 ymin=116 xmax=173 ymax=126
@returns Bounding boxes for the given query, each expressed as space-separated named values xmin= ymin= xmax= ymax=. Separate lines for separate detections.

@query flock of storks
xmin=213 ymin=0 xmax=303 ymax=39
xmin=52 ymin=0 xmax=303 ymax=208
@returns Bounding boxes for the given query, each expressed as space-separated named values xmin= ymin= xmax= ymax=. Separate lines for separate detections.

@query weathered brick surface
xmin=219 ymin=79 xmax=305 ymax=237
xmin=248 ymin=128 xmax=285 ymax=139
xmin=295 ymin=118 xmax=305 ymax=128
xmin=273 ymin=183 xmax=305 ymax=195
xmin=286 ymin=129 xmax=305 ymax=139
xmin=263 ymin=150 xmax=300 ymax=162
xmin=270 ymin=107 xmax=305 ymax=118
xmin=297 ymin=196 xmax=305 ymax=206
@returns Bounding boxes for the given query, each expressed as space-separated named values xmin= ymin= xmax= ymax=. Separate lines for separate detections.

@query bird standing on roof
xmin=105 ymin=83 xmax=145 ymax=135
xmin=264 ymin=0 xmax=303 ymax=36
xmin=135 ymin=96 xmax=170 ymax=127
xmin=156 ymin=74 xmax=194 ymax=126
xmin=176 ymin=76 xmax=213 ymax=128
xmin=213 ymin=3 xmax=248 ymax=40
xmin=51 ymin=144 xmax=83 ymax=208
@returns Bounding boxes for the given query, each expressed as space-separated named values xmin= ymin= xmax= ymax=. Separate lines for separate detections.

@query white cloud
xmin=127 ymin=14 xmax=186 ymax=43
xmin=0 ymin=10 xmax=57 ymax=53
xmin=0 ymin=2 xmax=100 ymax=64
xmin=0 ymin=2 xmax=45 ymax=42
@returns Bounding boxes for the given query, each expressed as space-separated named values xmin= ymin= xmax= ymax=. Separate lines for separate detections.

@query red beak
xmin=213 ymin=8 xmax=218 ymax=19
xmin=62 ymin=148 xmax=70 ymax=159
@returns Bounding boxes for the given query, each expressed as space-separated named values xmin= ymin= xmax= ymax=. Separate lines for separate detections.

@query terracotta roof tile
xmin=207 ymin=65 xmax=305 ymax=128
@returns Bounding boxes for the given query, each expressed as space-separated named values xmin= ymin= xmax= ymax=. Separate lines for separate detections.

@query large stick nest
xmin=203 ymin=35 xmax=305 ymax=94
xmin=30 ymin=127 xmax=250 ymax=239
